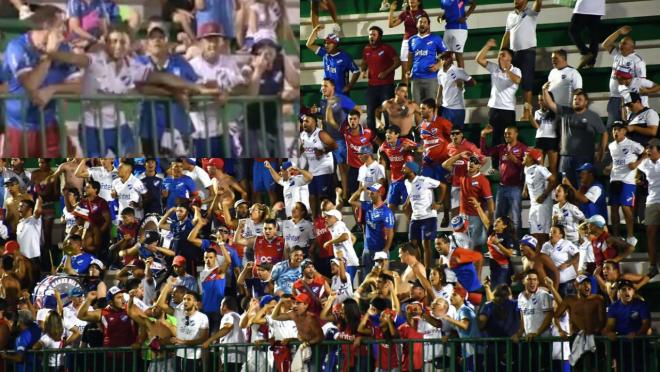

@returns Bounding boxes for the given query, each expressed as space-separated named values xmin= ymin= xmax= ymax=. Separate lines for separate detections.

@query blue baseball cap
xmin=281 ymin=161 xmax=293 ymax=170
xmin=68 ymin=287 xmax=85 ymax=298
xmin=259 ymin=295 xmax=279 ymax=308
xmin=359 ymin=146 xmax=373 ymax=155
xmin=576 ymin=163 xmax=595 ymax=172
xmin=520 ymin=235 xmax=538 ymax=249
xmin=404 ymin=161 xmax=420 ymax=174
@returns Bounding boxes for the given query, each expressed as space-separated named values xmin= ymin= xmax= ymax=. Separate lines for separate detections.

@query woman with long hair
xmin=552 ymin=184 xmax=585 ymax=245
xmin=321 ymin=296 xmax=368 ymax=372
xmin=428 ymin=265 xmax=454 ymax=302
xmin=486 ymin=217 xmax=516 ymax=287
xmin=33 ymin=311 xmax=80 ymax=372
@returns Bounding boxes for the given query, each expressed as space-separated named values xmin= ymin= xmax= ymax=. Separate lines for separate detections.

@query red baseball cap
xmin=294 ymin=293 xmax=312 ymax=307
xmin=454 ymin=286 xmax=468 ymax=300
xmin=207 ymin=158 xmax=224 ymax=171
xmin=172 ymin=256 xmax=186 ymax=267
xmin=3 ymin=241 xmax=19 ymax=255
xmin=526 ymin=148 xmax=543 ymax=163
xmin=198 ymin=22 xmax=225 ymax=39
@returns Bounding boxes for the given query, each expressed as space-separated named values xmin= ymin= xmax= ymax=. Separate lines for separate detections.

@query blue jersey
xmin=163 ymin=175 xmax=196 ymax=209
xmin=316 ymin=47 xmax=359 ymax=93
xmin=270 ymin=260 xmax=302 ymax=294
xmin=102 ymin=0 xmax=121 ymax=23
xmin=200 ymin=268 xmax=227 ymax=313
xmin=364 ymin=203 xmax=395 ymax=252
xmin=408 ymin=33 xmax=447 ymax=80
xmin=15 ymin=323 xmax=41 ymax=372
xmin=441 ymin=0 xmax=468 ymax=30
xmin=67 ymin=0 xmax=109 ymax=38
xmin=579 ymin=181 xmax=608 ymax=219
xmin=195 ymin=0 xmax=235 ymax=39
xmin=319 ymin=93 xmax=356 ymax=140
xmin=2 ymin=34 xmax=77 ymax=130
xmin=61 ymin=252 xmax=96 ymax=275
xmin=607 ymin=298 xmax=650 ymax=335
xmin=134 ymin=54 xmax=196 ymax=140
xmin=141 ymin=175 xmax=164 ymax=215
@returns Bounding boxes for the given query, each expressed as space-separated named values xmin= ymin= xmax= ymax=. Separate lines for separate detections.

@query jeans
xmin=411 ymin=78 xmax=438 ymax=104
xmin=467 ymin=215 xmax=487 ymax=249
xmin=361 ymin=250 xmax=377 ymax=276
xmin=489 ymin=261 xmax=511 ymax=287
xmin=569 ymin=13 xmax=602 ymax=64
xmin=495 ymin=185 xmax=523 ymax=237
xmin=559 ymin=155 xmax=593 ymax=189
xmin=366 ymin=84 xmax=394 ymax=132
xmin=607 ymin=96 xmax=623 ymax=127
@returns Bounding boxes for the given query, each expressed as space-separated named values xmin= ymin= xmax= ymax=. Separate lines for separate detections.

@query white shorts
xmin=443 ymin=29 xmax=468 ymax=53
xmin=528 ymin=202 xmax=552 ymax=234
xmin=451 ymin=186 xmax=461 ymax=209
xmin=400 ymin=38 xmax=409 ymax=62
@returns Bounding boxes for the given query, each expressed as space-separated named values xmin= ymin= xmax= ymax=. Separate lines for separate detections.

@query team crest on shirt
xmin=561 ymin=75 xmax=566 ymax=79
xmin=472 ymin=181 xmax=478 ymax=186
xmin=121 ymin=315 xmax=129 ymax=321
xmin=622 ymin=148 xmax=629 ymax=155
xmin=631 ymin=311 xmax=639 ymax=319
xmin=378 ymin=50 xmax=385 ymax=56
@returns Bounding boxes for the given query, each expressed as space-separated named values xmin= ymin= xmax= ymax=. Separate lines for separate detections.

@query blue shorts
xmin=442 ymin=107 xmax=466 ymax=130
xmin=252 ymin=161 xmax=276 ymax=192
xmin=309 ymin=173 xmax=334 ymax=199
xmin=608 ymin=181 xmax=635 ymax=207
xmin=193 ymin=137 xmax=224 ymax=157
xmin=333 ymin=139 xmax=347 ymax=165
xmin=387 ymin=180 xmax=408 ymax=206
xmin=81 ymin=124 xmax=136 ymax=157
xmin=409 ymin=216 xmax=438 ymax=241
xmin=421 ymin=164 xmax=451 ymax=184
xmin=109 ymin=199 xmax=119 ymax=223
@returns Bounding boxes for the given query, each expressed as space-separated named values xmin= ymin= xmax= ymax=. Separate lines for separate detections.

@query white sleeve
xmin=129 ymin=60 xmax=153 ymax=83
xmin=633 ymin=141 xmax=645 ymax=156
xmin=135 ymin=179 xmax=147 ymax=195
xmin=424 ymin=177 xmax=441 ymax=189
xmin=567 ymin=241 xmax=579 ymax=255
xmin=199 ymin=313 xmax=209 ymax=330
xmin=510 ymin=66 xmax=522 ymax=79
xmin=637 ymin=159 xmax=651 ymax=175
xmin=635 ymin=59 xmax=647 ymax=78
xmin=571 ymin=204 xmax=585 ymax=221
xmin=486 ymin=61 xmax=499 ymax=74
xmin=377 ymin=164 xmax=386 ymax=179
xmin=648 ymin=110 xmax=659 ymax=127
xmin=584 ymin=185 xmax=602 ymax=204
xmin=357 ymin=167 xmax=366 ymax=183
xmin=572 ymin=69 xmax=583 ymax=90
xmin=457 ymin=68 xmax=473 ymax=82
xmin=538 ymin=166 xmax=552 ymax=180
xmin=640 ymin=78 xmax=654 ymax=89
xmin=542 ymin=292 xmax=553 ymax=312
xmin=196 ymin=168 xmax=213 ymax=189
xmin=540 ymin=242 xmax=552 ymax=256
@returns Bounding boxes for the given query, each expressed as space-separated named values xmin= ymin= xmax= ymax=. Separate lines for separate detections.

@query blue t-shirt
xmin=2 ymin=34 xmax=78 ymax=130
xmin=176 ymin=273 xmax=199 ymax=293
xmin=453 ymin=262 xmax=482 ymax=292
xmin=200 ymin=268 xmax=227 ymax=313
xmin=195 ymin=0 xmax=235 ymax=39
xmin=408 ymin=33 xmax=447 ymax=80
xmin=456 ymin=304 xmax=481 ymax=358
xmin=364 ymin=203 xmax=395 ymax=252
xmin=579 ymin=181 xmax=608 ymax=219
xmin=141 ymin=175 xmax=164 ymax=215
xmin=245 ymin=277 xmax=268 ymax=298
xmin=15 ymin=323 xmax=41 ymax=372
xmin=441 ymin=0 xmax=469 ymax=30
xmin=319 ymin=93 xmax=356 ymax=140
xmin=169 ymin=217 xmax=194 ymax=257
xmin=270 ymin=260 xmax=302 ymax=295
xmin=315 ymin=47 xmax=359 ymax=94
xmin=67 ymin=0 xmax=109 ymax=38
xmin=134 ymin=54 xmax=196 ymax=140
xmin=479 ymin=299 xmax=519 ymax=337
xmin=607 ymin=298 xmax=650 ymax=335
xmin=163 ymin=175 xmax=196 ymax=209
xmin=61 ymin=252 xmax=96 ymax=275
xmin=102 ymin=0 xmax=121 ymax=23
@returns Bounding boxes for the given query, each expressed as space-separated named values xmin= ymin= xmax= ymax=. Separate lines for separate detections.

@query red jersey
xmin=379 ymin=138 xmax=417 ymax=181
xmin=342 ymin=125 xmax=375 ymax=169
xmin=335 ymin=324 xmax=369 ymax=372
xmin=293 ymin=275 xmax=327 ymax=314
xmin=419 ymin=116 xmax=452 ymax=164
xmin=254 ymin=236 xmax=285 ymax=265
xmin=398 ymin=9 xmax=429 ymax=39
xmin=82 ymin=196 xmax=109 ymax=228
xmin=362 ymin=43 xmax=397 ymax=85
xmin=592 ymin=231 xmax=617 ymax=267
xmin=372 ymin=325 xmax=400 ymax=369
xmin=447 ymin=139 xmax=482 ymax=187
xmin=100 ymin=306 xmax=136 ymax=347
xmin=313 ymin=216 xmax=334 ymax=258
xmin=397 ymin=323 xmax=424 ymax=372
xmin=458 ymin=173 xmax=493 ymax=216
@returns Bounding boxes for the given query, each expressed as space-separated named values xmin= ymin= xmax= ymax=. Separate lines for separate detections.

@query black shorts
xmin=513 ymin=48 xmax=536 ymax=91
xmin=535 ymin=137 xmax=559 ymax=152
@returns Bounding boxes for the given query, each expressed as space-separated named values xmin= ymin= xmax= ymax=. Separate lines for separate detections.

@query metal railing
xmin=3 ymin=335 xmax=658 ymax=372
xmin=0 ymin=94 xmax=286 ymax=157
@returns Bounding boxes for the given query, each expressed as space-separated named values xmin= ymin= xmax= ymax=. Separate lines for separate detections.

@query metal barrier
xmin=3 ymin=336 xmax=659 ymax=372
xmin=0 ymin=94 xmax=286 ymax=157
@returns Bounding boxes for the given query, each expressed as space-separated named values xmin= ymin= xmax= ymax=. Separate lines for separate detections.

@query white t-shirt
xmin=418 ymin=305 xmax=457 ymax=359
xmin=82 ymin=50 xmax=152 ymax=129
xmin=524 ymin=164 xmax=552 ymax=205
xmin=437 ymin=66 xmax=472 ymax=110
xmin=174 ymin=305 xmax=209 ymax=359
xmin=608 ymin=137 xmax=644 ymax=184
xmin=184 ymin=166 xmax=213 ymax=207
xmin=331 ymin=273 xmax=354 ymax=305
xmin=277 ymin=175 xmax=311 ymax=217
xmin=405 ymin=175 xmax=441 ymax=220
xmin=266 ymin=315 xmax=298 ymax=341
xmin=328 ymin=221 xmax=359 ymax=266
xmin=574 ymin=0 xmax=605 ymax=15
xmin=541 ymin=239 xmax=579 ymax=283
xmin=301 ymin=128 xmax=335 ymax=176
xmin=88 ymin=166 xmax=117 ymax=202
xmin=578 ymin=238 xmax=595 ymax=273
xmin=486 ymin=62 xmax=520 ymax=111
xmin=637 ymin=158 xmax=660 ymax=204
xmin=548 ymin=66 xmax=583 ymax=107
xmin=281 ymin=218 xmax=314 ymax=250
xmin=242 ymin=219 xmax=264 ymax=238
xmin=39 ymin=329 xmax=71 ymax=367
xmin=517 ymin=288 xmax=553 ymax=336
xmin=628 ymin=107 xmax=659 ymax=129
xmin=17 ymin=215 xmax=42 ymax=258
xmin=358 ymin=161 xmax=386 ymax=201
xmin=619 ymin=78 xmax=654 ymax=107
xmin=608 ymin=48 xmax=646 ymax=97
xmin=584 ymin=184 xmax=602 ymax=204
xmin=112 ymin=174 xmax=147 ymax=220
xmin=551 ymin=202 xmax=585 ymax=244
xmin=505 ymin=7 xmax=539 ymax=51
xmin=219 ymin=312 xmax=246 ymax=363
xmin=62 ymin=207 xmax=76 ymax=236
xmin=533 ymin=109 xmax=557 ymax=138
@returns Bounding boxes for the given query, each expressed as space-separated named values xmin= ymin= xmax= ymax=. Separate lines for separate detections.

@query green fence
xmin=0 ymin=94 xmax=285 ymax=157
xmin=4 ymin=335 xmax=659 ymax=372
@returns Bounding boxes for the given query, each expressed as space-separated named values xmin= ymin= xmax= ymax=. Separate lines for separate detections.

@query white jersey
xmin=609 ymin=138 xmax=644 ymax=184
xmin=518 ymin=288 xmax=553 ymax=336
xmin=331 ymin=273 xmax=354 ymax=305
xmin=62 ymin=207 xmax=76 ymax=236
xmin=88 ymin=166 xmax=117 ymax=202
xmin=281 ymin=218 xmax=314 ymax=249
xmin=111 ymin=174 xmax=147 ymax=219
xmin=628 ymin=107 xmax=659 ymax=129
xmin=242 ymin=219 xmax=264 ymax=239
xmin=574 ymin=0 xmax=605 ymax=15
xmin=247 ymin=1 xmax=280 ymax=41
xmin=437 ymin=66 xmax=472 ymax=110
xmin=328 ymin=221 xmax=359 ymax=266
xmin=405 ymin=175 xmax=441 ymax=220
xmin=486 ymin=62 xmax=520 ymax=111
xmin=505 ymin=6 xmax=539 ymax=51
xmin=266 ymin=315 xmax=298 ymax=340
xmin=82 ymin=50 xmax=152 ymax=128
xmin=618 ymin=77 xmax=654 ymax=107
xmin=552 ymin=202 xmax=585 ymax=244
xmin=300 ymin=128 xmax=334 ymax=176
xmin=277 ymin=175 xmax=311 ymax=217
xmin=577 ymin=238 xmax=595 ymax=272
xmin=184 ymin=166 xmax=213 ymax=207
xmin=358 ymin=161 xmax=386 ymax=201
xmin=418 ymin=305 xmax=457 ymax=359
xmin=174 ymin=306 xmax=209 ymax=359
xmin=541 ymin=239 xmax=579 ymax=283
xmin=524 ymin=164 xmax=552 ymax=205
xmin=534 ymin=109 xmax=557 ymax=138
xmin=548 ymin=66 xmax=582 ymax=107
xmin=608 ymin=48 xmax=646 ymax=97
xmin=637 ymin=158 xmax=660 ymax=204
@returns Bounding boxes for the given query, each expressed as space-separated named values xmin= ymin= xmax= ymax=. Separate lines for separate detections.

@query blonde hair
xmin=44 ymin=311 xmax=64 ymax=341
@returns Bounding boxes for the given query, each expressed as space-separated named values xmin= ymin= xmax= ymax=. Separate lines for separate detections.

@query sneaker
xmin=577 ymin=53 xmax=594 ymax=69
xmin=626 ymin=236 xmax=638 ymax=247
xmin=379 ymin=1 xmax=391 ymax=11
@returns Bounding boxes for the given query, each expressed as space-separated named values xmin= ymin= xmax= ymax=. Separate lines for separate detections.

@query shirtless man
xmin=594 ymin=259 xmax=651 ymax=303
xmin=3 ymin=178 xmax=32 ymax=235
xmin=378 ymin=83 xmax=421 ymax=138
xmin=0 ymin=254 xmax=22 ymax=309
xmin=128 ymin=293 xmax=177 ymax=372
xmin=397 ymin=242 xmax=430 ymax=300
xmin=41 ymin=158 xmax=84 ymax=195
xmin=515 ymin=235 xmax=560 ymax=291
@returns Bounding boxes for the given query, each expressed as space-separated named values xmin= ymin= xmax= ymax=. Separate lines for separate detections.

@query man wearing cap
xmin=360 ymin=183 xmax=395 ymax=273
xmin=379 ymin=125 xmax=417 ymax=209
xmin=542 ymin=85 xmax=607 ymax=187
xmin=603 ymin=279 xmax=650 ymax=370
xmin=63 ymin=287 xmax=88 ymax=344
xmin=585 ymin=215 xmax=635 ymax=268
xmin=607 ymin=121 xmax=645 ymax=245
xmin=293 ymin=260 xmax=332 ymax=315
xmin=406 ymin=15 xmax=447 ymax=103
xmin=446 ymin=128 xmax=482 ymax=217
xmin=403 ymin=161 xmax=444 ymax=267
xmin=616 ymin=68 xmax=659 ymax=109
xmin=306 ymin=25 xmax=360 ymax=95
xmin=562 ymin=163 xmax=608 ymax=219
xmin=625 ymin=92 xmax=659 ymax=147
xmin=3 ymin=177 xmax=32 ymax=236
xmin=602 ymin=25 xmax=646 ymax=127
xmin=330 ymin=257 xmax=354 ymax=305
xmin=356 ymin=145 xmax=386 ymax=220
xmin=264 ymin=161 xmax=312 ymax=218
xmin=168 ymin=255 xmax=199 ymax=293
xmin=481 ymin=124 xmax=528 ymax=237
xmin=523 ymin=147 xmax=556 ymax=244
xmin=58 ymin=234 xmax=96 ymax=276
xmin=272 ymin=294 xmax=325 ymax=369
xmin=74 ymin=158 xmax=117 ymax=204
xmin=636 ymin=139 xmax=660 ymax=276
xmin=323 ymin=209 xmax=360 ymax=280
xmin=343 ymin=110 xmax=376 ymax=196
xmin=300 ymin=112 xmax=338 ymax=217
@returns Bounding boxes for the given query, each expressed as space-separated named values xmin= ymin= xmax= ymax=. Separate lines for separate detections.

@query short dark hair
xmin=291 ymin=246 xmax=304 ymax=254
xmin=524 ymin=269 xmax=539 ymax=278
xmin=68 ymin=234 xmax=82 ymax=243
xmin=551 ymin=224 xmax=566 ymax=237
xmin=204 ymin=248 xmax=217 ymax=255
xmin=21 ymin=199 xmax=35 ymax=211
xmin=125 ymin=278 xmax=141 ymax=292
xmin=88 ymin=180 xmax=101 ymax=194
xmin=553 ymin=49 xmax=568 ymax=60
xmin=417 ymin=14 xmax=431 ymax=25
xmin=120 ymin=158 xmax=134 ymax=168
xmin=184 ymin=290 xmax=202 ymax=302
xmin=500 ymin=47 xmax=514 ymax=59
xmin=348 ymin=109 xmax=361 ymax=118
xmin=385 ymin=125 xmax=401 ymax=134
xmin=322 ymin=78 xmax=335 ymax=86
xmin=368 ymin=25 xmax=383 ymax=37
xmin=421 ymin=98 xmax=436 ymax=110
xmin=573 ymin=88 xmax=589 ymax=101
xmin=108 ymin=23 xmax=133 ymax=38
xmin=120 ymin=207 xmax=135 ymax=216
xmin=505 ymin=125 xmax=519 ymax=132
xmin=399 ymin=242 xmax=418 ymax=256
xmin=395 ymin=82 xmax=408 ymax=91
xmin=27 ymin=5 xmax=64 ymax=30
xmin=264 ymin=218 xmax=278 ymax=228
xmin=67 ymin=187 xmax=80 ymax=199
xmin=222 ymin=296 xmax=239 ymax=312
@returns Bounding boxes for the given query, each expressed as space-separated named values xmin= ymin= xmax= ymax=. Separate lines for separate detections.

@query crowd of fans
xmin=0 ymin=0 xmax=300 ymax=157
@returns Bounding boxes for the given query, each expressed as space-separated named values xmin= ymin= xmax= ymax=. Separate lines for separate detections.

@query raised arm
xmin=158 ymin=207 xmax=176 ymax=231
xmin=263 ymin=161 xmax=282 ymax=183
xmin=541 ymin=82 xmax=558 ymax=113
xmin=47 ymin=50 xmax=91 ymax=68
xmin=602 ymin=26 xmax=631 ymax=53
xmin=388 ymin=1 xmax=403 ymax=28
xmin=74 ymin=158 xmax=90 ymax=179
xmin=306 ymin=25 xmax=323 ymax=54
xmin=270 ymin=299 xmax=293 ymax=321
xmin=77 ymin=291 xmax=102 ymax=322
xmin=476 ymin=39 xmax=497 ymax=68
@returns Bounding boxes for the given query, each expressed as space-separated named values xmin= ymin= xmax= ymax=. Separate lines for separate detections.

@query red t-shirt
xmin=82 ymin=196 xmax=109 ymax=228
xmin=459 ymin=173 xmax=493 ymax=216
xmin=448 ymin=139 xmax=482 ymax=187
xmin=254 ymin=236 xmax=285 ymax=265
xmin=379 ymin=138 xmax=417 ymax=181
xmin=101 ymin=306 xmax=136 ymax=348
xmin=362 ymin=43 xmax=397 ymax=86
xmin=397 ymin=323 xmax=424 ymax=372
xmin=398 ymin=9 xmax=429 ymax=39
xmin=479 ymin=138 xmax=527 ymax=187
xmin=419 ymin=116 xmax=452 ymax=164
xmin=335 ymin=324 xmax=368 ymax=372
xmin=592 ymin=231 xmax=617 ymax=267
xmin=372 ymin=326 xmax=400 ymax=369
xmin=313 ymin=216 xmax=334 ymax=258
xmin=342 ymin=125 xmax=375 ymax=169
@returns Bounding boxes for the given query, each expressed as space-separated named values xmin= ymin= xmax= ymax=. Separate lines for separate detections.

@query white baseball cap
xmin=323 ymin=209 xmax=342 ymax=220
xmin=374 ymin=251 xmax=389 ymax=261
